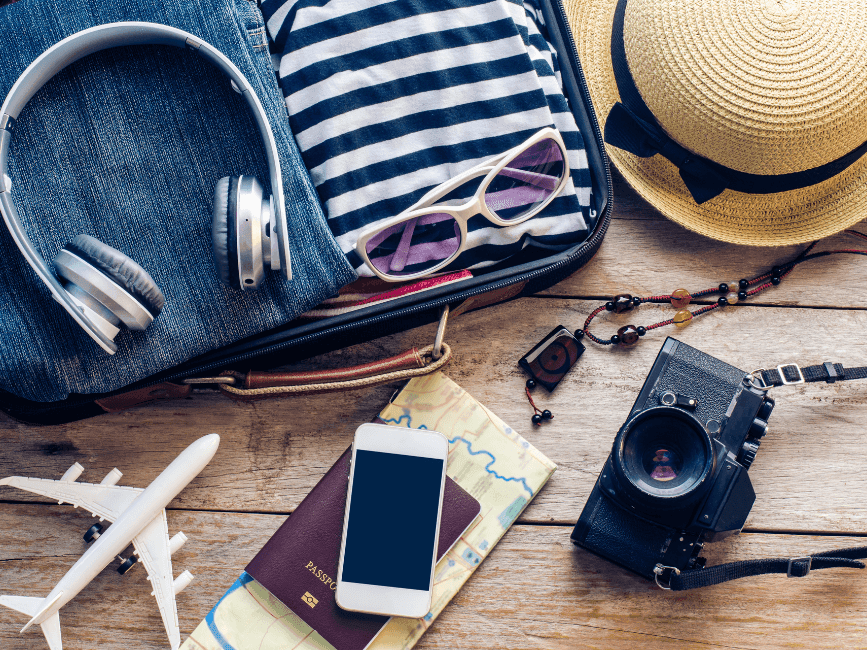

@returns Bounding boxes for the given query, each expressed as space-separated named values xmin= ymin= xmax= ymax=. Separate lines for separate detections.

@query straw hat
xmin=563 ymin=0 xmax=867 ymax=246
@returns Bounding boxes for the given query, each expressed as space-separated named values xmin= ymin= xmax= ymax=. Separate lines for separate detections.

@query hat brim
xmin=564 ymin=0 xmax=867 ymax=246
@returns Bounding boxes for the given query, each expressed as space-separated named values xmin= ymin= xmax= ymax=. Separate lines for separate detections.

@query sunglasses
xmin=356 ymin=128 xmax=570 ymax=282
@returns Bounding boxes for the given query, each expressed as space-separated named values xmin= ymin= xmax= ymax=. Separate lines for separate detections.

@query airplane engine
xmin=173 ymin=570 xmax=194 ymax=595
xmin=169 ymin=532 xmax=187 ymax=555
xmin=100 ymin=468 xmax=122 ymax=486
xmin=60 ymin=463 xmax=84 ymax=483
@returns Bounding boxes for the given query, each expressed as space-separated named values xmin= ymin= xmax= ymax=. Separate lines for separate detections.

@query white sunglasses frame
xmin=355 ymin=127 xmax=571 ymax=282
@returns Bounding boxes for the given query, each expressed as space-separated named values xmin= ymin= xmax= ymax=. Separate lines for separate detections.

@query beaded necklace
xmin=581 ymin=230 xmax=867 ymax=347
xmin=521 ymin=230 xmax=867 ymax=425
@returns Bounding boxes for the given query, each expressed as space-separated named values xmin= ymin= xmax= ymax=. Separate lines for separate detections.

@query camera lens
xmin=614 ymin=406 xmax=714 ymax=506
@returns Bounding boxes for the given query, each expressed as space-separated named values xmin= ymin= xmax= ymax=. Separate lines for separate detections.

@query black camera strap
xmin=656 ymin=546 xmax=867 ymax=590
xmin=754 ymin=362 xmax=867 ymax=387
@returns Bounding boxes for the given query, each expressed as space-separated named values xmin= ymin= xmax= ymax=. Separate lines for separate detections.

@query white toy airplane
xmin=0 ymin=433 xmax=220 ymax=650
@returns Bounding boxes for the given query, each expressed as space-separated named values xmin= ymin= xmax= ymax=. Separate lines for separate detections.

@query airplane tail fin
xmin=0 ymin=594 xmax=64 ymax=650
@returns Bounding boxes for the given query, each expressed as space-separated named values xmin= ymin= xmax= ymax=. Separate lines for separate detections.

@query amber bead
xmin=670 ymin=288 xmax=691 ymax=309
xmin=617 ymin=325 xmax=640 ymax=346
xmin=673 ymin=310 xmax=693 ymax=327
xmin=725 ymin=291 xmax=739 ymax=305
xmin=613 ymin=293 xmax=635 ymax=313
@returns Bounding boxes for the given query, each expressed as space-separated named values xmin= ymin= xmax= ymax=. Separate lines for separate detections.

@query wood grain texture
xmin=423 ymin=525 xmax=867 ymax=650
xmin=1 ymin=506 xmax=865 ymax=650
xmin=542 ymin=171 xmax=867 ymax=308
xmin=3 ymin=299 xmax=866 ymax=532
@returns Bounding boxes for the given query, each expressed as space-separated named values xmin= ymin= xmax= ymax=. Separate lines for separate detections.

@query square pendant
xmin=519 ymin=325 xmax=585 ymax=392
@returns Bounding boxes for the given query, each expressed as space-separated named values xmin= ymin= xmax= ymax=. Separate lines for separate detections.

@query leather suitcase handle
xmin=243 ymin=347 xmax=426 ymax=389
xmin=217 ymin=343 xmax=451 ymax=401
xmin=96 ymin=344 xmax=452 ymax=413
xmin=99 ymin=305 xmax=463 ymax=412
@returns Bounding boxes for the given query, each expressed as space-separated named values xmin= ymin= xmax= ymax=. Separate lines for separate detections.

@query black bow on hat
xmin=604 ymin=101 xmax=730 ymax=204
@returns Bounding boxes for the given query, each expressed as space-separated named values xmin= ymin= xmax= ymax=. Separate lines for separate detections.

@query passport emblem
xmin=302 ymin=591 xmax=318 ymax=608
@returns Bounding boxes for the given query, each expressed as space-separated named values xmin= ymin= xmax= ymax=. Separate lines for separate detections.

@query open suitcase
xmin=0 ymin=0 xmax=611 ymax=424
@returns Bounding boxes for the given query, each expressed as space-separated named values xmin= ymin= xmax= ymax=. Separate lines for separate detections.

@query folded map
xmin=181 ymin=371 xmax=556 ymax=650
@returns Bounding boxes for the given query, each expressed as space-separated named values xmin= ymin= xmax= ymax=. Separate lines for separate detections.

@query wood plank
xmin=2 ymin=298 xmax=867 ymax=533
xmin=0 ymin=506 xmax=864 ymax=650
xmin=425 ymin=524 xmax=867 ymax=650
xmin=542 ymin=170 xmax=867 ymax=308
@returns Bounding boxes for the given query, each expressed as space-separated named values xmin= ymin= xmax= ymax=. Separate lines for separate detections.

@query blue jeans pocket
xmin=234 ymin=0 xmax=270 ymax=52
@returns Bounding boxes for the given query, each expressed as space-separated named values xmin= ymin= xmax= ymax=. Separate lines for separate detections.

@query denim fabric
xmin=0 ymin=0 xmax=357 ymax=402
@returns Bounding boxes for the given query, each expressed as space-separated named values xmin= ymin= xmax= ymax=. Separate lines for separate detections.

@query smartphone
xmin=336 ymin=423 xmax=449 ymax=618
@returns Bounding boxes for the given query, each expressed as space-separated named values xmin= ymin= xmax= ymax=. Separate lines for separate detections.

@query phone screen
xmin=341 ymin=449 xmax=445 ymax=591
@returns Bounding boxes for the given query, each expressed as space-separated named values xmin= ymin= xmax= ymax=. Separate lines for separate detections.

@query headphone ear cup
xmin=213 ymin=175 xmax=270 ymax=290
xmin=211 ymin=176 xmax=241 ymax=289
xmin=54 ymin=234 xmax=164 ymax=331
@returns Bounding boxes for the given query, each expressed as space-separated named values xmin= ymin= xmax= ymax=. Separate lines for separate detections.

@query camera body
xmin=571 ymin=338 xmax=774 ymax=580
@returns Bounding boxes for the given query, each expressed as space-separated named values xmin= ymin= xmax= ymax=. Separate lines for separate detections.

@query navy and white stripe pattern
xmin=260 ymin=0 xmax=592 ymax=276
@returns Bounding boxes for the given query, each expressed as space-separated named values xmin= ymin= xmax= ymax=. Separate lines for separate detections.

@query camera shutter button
xmin=738 ymin=439 xmax=761 ymax=468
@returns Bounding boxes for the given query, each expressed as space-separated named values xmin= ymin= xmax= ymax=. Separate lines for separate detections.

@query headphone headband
xmin=0 ymin=22 xmax=292 ymax=353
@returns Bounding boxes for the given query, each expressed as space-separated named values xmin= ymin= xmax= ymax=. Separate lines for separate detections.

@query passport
xmin=245 ymin=440 xmax=481 ymax=650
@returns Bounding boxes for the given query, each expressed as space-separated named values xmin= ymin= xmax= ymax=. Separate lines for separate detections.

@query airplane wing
xmin=132 ymin=511 xmax=181 ymax=650
xmin=0 ymin=476 xmax=143 ymax=523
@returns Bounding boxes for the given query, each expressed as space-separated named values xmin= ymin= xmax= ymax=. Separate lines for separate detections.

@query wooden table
xmin=2 ymin=170 xmax=867 ymax=650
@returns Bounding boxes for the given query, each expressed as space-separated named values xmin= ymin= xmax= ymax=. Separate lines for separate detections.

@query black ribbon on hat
xmin=605 ymin=102 xmax=730 ymax=203
xmin=606 ymin=0 xmax=867 ymax=204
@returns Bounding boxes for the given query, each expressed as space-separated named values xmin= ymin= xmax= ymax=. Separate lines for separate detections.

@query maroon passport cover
xmin=245 ymin=445 xmax=481 ymax=650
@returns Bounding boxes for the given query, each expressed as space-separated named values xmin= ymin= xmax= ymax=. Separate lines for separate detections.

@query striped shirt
xmin=260 ymin=0 xmax=592 ymax=276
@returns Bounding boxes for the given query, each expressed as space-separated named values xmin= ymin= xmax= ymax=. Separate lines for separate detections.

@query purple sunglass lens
xmin=484 ymin=138 xmax=565 ymax=221
xmin=365 ymin=212 xmax=462 ymax=278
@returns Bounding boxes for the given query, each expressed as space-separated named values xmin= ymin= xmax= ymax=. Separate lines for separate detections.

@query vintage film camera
xmin=571 ymin=338 xmax=774 ymax=581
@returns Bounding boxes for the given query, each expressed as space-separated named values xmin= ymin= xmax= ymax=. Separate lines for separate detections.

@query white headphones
xmin=0 ymin=22 xmax=292 ymax=354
